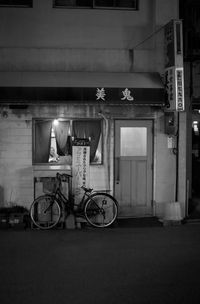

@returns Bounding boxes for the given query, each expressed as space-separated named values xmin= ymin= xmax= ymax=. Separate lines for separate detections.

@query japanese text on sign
xmin=165 ymin=67 xmax=175 ymax=107
xmin=175 ymin=68 xmax=184 ymax=111
xmin=72 ymin=144 xmax=90 ymax=205
xmin=96 ymin=88 xmax=134 ymax=102
xmin=96 ymin=88 xmax=106 ymax=101
xmin=165 ymin=67 xmax=185 ymax=111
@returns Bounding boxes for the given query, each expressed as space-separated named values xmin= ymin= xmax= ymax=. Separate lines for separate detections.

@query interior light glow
xmin=53 ymin=119 xmax=59 ymax=126
xmin=193 ymin=121 xmax=199 ymax=133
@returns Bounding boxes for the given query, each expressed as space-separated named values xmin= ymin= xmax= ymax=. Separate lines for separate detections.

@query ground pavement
xmin=0 ymin=222 xmax=200 ymax=304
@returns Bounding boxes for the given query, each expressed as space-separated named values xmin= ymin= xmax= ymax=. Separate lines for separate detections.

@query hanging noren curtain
xmin=35 ymin=120 xmax=52 ymax=163
xmin=54 ymin=121 xmax=71 ymax=156
xmin=72 ymin=120 xmax=101 ymax=162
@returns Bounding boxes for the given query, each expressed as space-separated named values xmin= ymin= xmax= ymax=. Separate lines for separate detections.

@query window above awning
xmin=0 ymin=72 xmax=165 ymax=106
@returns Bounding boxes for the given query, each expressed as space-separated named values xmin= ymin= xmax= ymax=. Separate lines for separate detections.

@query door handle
xmin=115 ymin=157 xmax=120 ymax=184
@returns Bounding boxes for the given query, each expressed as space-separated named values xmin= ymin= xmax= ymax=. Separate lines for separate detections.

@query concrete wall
xmin=0 ymin=0 xmax=178 ymax=73
xmin=154 ymin=111 xmax=177 ymax=217
xmin=0 ymin=112 xmax=33 ymax=206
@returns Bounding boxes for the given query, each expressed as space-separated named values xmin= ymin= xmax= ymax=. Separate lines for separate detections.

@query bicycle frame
xmin=46 ymin=173 xmax=117 ymax=220
xmin=51 ymin=186 xmax=88 ymax=216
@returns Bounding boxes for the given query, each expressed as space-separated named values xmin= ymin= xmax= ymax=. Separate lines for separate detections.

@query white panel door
xmin=115 ymin=120 xmax=153 ymax=217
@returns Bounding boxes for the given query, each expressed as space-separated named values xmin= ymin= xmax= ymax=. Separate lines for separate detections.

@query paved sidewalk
xmin=0 ymin=223 xmax=200 ymax=304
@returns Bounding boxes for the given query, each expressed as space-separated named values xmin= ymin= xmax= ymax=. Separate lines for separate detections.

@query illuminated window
xmin=33 ymin=119 xmax=102 ymax=165
xmin=120 ymin=127 xmax=147 ymax=156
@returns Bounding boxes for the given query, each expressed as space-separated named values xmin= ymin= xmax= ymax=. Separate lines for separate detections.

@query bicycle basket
xmin=42 ymin=177 xmax=56 ymax=194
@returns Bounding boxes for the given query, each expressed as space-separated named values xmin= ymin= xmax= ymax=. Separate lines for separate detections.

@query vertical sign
xmin=175 ymin=67 xmax=184 ymax=111
xmin=72 ymin=138 xmax=90 ymax=205
xmin=165 ymin=66 xmax=185 ymax=112
xmin=164 ymin=20 xmax=175 ymax=68
xmin=165 ymin=67 xmax=175 ymax=108
xmin=164 ymin=20 xmax=183 ymax=68
xmin=164 ymin=20 xmax=185 ymax=112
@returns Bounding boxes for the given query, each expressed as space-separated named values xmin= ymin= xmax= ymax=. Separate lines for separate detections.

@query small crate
xmin=0 ymin=206 xmax=29 ymax=229
xmin=9 ymin=213 xmax=25 ymax=227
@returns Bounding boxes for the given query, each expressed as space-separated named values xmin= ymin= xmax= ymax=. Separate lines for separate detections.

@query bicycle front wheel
xmin=84 ymin=193 xmax=118 ymax=228
xmin=30 ymin=195 xmax=61 ymax=230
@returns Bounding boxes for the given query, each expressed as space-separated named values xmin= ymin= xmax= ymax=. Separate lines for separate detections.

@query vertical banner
xmin=164 ymin=20 xmax=175 ymax=68
xmin=164 ymin=20 xmax=184 ymax=112
xmin=175 ymin=67 xmax=184 ymax=111
xmin=72 ymin=138 xmax=90 ymax=205
xmin=165 ymin=67 xmax=176 ymax=109
xmin=164 ymin=20 xmax=183 ymax=68
xmin=165 ymin=66 xmax=185 ymax=111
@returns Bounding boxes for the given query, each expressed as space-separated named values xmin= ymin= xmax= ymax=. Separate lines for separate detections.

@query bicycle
xmin=30 ymin=173 xmax=118 ymax=230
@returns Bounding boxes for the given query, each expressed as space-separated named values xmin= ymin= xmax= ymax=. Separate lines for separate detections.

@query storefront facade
xmin=0 ymin=0 xmax=186 ymax=219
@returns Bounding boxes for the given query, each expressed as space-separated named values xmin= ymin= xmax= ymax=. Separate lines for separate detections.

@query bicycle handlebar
xmin=81 ymin=186 xmax=93 ymax=193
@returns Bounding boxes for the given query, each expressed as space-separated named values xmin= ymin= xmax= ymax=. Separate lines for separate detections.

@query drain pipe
xmin=175 ymin=112 xmax=180 ymax=202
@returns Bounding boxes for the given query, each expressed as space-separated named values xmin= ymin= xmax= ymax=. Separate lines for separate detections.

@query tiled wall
xmin=0 ymin=0 xmax=178 ymax=74
xmin=0 ymin=113 xmax=33 ymax=207
xmin=0 ymin=105 xmax=112 ymax=208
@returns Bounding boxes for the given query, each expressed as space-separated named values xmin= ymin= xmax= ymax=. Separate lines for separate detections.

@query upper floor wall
xmin=0 ymin=0 xmax=179 ymax=73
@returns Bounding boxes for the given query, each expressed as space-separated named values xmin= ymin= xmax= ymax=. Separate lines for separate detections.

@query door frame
xmin=114 ymin=119 xmax=155 ymax=217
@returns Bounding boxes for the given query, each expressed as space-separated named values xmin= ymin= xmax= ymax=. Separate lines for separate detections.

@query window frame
xmin=93 ymin=0 xmax=138 ymax=10
xmin=0 ymin=0 xmax=33 ymax=7
xmin=53 ymin=0 xmax=92 ymax=9
xmin=32 ymin=118 xmax=103 ymax=166
xmin=53 ymin=0 xmax=138 ymax=10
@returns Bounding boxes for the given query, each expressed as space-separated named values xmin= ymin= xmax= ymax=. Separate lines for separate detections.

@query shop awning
xmin=0 ymin=72 xmax=165 ymax=106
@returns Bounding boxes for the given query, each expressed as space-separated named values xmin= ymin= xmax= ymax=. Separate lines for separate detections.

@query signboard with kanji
xmin=165 ymin=67 xmax=185 ymax=111
xmin=165 ymin=67 xmax=175 ymax=108
xmin=164 ymin=20 xmax=183 ymax=68
xmin=0 ymin=87 xmax=165 ymax=106
xmin=175 ymin=68 xmax=184 ymax=111
xmin=72 ymin=139 xmax=90 ymax=205
xmin=164 ymin=19 xmax=184 ymax=112
xmin=164 ymin=20 xmax=175 ymax=68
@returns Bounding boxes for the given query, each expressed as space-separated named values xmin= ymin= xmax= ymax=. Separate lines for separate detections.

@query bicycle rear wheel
xmin=84 ymin=193 xmax=118 ymax=228
xmin=30 ymin=195 xmax=61 ymax=229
